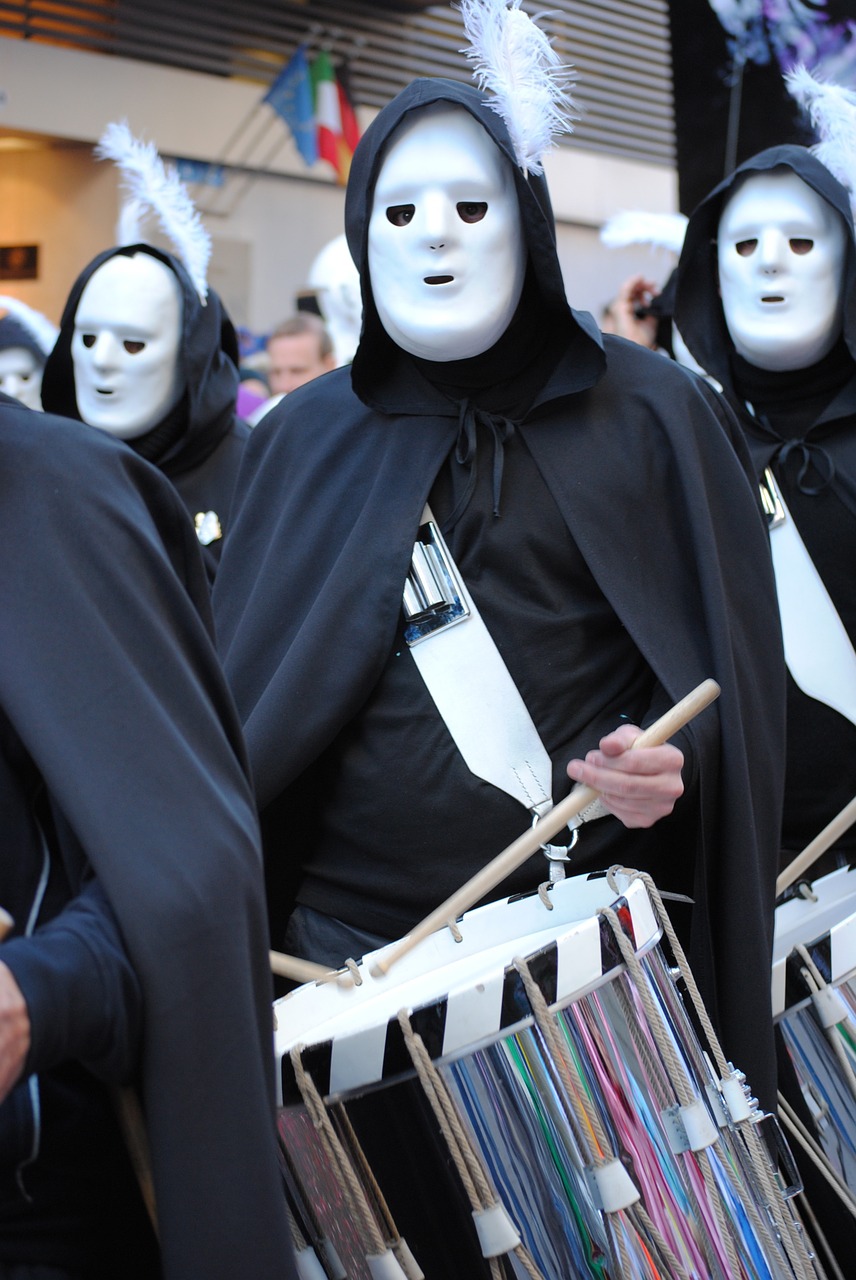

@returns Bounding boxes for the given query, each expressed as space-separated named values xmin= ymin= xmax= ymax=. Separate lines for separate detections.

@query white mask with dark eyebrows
xmin=72 ymin=252 xmax=185 ymax=439
xmin=717 ymin=169 xmax=847 ymax=372
xmin=368 ymin=105 xmax=527 ymax=361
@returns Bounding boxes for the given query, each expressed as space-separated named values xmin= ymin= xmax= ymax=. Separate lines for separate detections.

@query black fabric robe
xmin=41 ymin=244 xmax=247 ymax=579
xmin=0 ymin=395 xmax=295 ymax=1279
xmin=213 ymin=78 xmax=786 ymax=1110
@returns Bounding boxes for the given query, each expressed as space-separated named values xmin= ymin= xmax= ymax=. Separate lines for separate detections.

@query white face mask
xmin=368 ymin=105 xmax=527 ymax=361
xmin=72 ymin=253 xmax=185 ymax=439
xmin=0 ymin=347 xmax=44 ymax=411
xmin=717 ymin=169 xmax=847 ymax=372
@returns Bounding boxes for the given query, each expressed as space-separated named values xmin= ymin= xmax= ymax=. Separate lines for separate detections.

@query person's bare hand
xmin=0 ymin=961 xmax=30 ymax=1103
xmin=609 ymin=274 xmax=661 ymax=348
xmin=566 ymin=723 xmax=684 ymax=828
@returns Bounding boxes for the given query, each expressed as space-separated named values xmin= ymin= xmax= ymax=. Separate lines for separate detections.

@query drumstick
xmin=372 ymin=678 xmax=720 ymax=978
xmin=269 ymin=949 xmax=337 ymax=983
xmin=776 ymin=794 xmax=856 ymax=898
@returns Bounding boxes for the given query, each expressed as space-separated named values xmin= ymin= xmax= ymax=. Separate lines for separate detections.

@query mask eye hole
xmin=386 ymin=204 xmax=415 ymax=227
xmin=124 ymin=340 xmax=145 ymax=354
xmin=457 ymin=201 xmax=487 ymax=224
xmin=735 ymin=239 xmax=757 ymax=257
xmin=82 ymin=334 xmax=96 ymax=348
xmin=790 ymin=238 xmax=813 ymax=255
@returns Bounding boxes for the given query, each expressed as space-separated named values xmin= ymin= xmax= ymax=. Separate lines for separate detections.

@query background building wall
xmin=0 ymin=32 xmax=677 ymax=335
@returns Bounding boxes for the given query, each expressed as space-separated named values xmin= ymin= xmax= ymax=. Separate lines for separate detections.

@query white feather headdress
xmin=0 ymin=295 xmax=59 ymax=357
xmin=785 ymin=63 xmax=856 ymax=218
xmin=459 ymin=0 xmax=578 ymax=176
xmin=95 ymin=120 xmax=211 ymax=304
xmin=600 ymin=211 xmax=689 ymax=255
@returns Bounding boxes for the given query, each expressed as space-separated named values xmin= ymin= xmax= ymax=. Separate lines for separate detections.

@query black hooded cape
xmin=0 ymin=395 xmax=295 ymax=1278
xmin=213 ymin=79 xmax=786 ymax=1109
xmin=41 ymin=244 xmax=248 ymax=578
xmin=675 ymin=146 xmax=856 ymax=858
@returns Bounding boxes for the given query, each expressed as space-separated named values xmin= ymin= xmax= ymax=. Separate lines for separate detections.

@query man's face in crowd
xmin=0 ymin=347 xmax=44 ymax=411
xmin=368 ymin=104 xmax=527 ymax=361
xmin=71 ymin=253 xmax=185 ymax=439
xmin=267 ymin=331 xmax=336 ymax=396
xmin=717 ymin=168 xmax=847 ymax=372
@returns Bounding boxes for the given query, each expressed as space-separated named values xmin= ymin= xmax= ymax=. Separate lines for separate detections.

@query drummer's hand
xmin=0 ymin=961 xmax=30 ymax=1104
xmin=566 ymin=724 xmax=684 ymax=829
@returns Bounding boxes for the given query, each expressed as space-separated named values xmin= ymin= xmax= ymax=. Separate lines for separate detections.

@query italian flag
xmin=311 ymin=50 xmax=360 ymax=185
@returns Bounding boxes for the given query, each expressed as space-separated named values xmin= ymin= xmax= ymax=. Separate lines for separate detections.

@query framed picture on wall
xmin=0 ymin=245 xmax=38 ymax=281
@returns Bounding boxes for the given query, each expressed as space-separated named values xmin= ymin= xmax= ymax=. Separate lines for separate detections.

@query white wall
xmin=0 ymin=37 xmax=679 ymax=332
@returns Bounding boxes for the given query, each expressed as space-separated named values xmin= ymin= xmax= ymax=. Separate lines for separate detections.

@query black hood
xmin=675 ymin=145 xmax=856 ymax=394
xmin=41 ymin=244 xmax=240 ymax=476
xmin=344 ymin=77 xmax=601 ymax=407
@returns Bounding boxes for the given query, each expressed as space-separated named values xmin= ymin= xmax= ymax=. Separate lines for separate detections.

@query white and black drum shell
xmin=275 ymin=871 xmax=809 ymax=1280
xmin=774 ymin=865 xmax=856 ymax=1195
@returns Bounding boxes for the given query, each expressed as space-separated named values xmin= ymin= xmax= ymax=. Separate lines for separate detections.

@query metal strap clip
xmin=403 ymin=520 xmax=470 ymax=646
xmin=760 ymin=467 xmax=786 ymax=530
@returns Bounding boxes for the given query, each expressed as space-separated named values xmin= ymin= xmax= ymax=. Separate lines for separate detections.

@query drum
xmin=275 ymin=869 xmax=814 ymax=1280
xmin=774 ymin=866 xmax=856 ymax=1202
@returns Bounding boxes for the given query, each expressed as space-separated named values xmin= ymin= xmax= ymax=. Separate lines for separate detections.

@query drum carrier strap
xmin=761 ymin=468 xmax=856 ymax=728
xmin=402 ymin=504 xmax=607 ymax=880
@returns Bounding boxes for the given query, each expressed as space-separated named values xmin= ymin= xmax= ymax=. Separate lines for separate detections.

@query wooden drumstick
xmin=269 ymin=949 xmax=338 ymax=984
xmin=372 ymin=678 xmax=721 ymax=978
xmin=776 ymin=794 xmax=856 ymax=898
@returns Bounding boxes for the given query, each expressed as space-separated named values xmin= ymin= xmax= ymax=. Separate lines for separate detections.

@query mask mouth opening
xmin=761 ymin=295 xmax=785 ymax=304
xmin=424 ymin=275 xmax=454 ymax=285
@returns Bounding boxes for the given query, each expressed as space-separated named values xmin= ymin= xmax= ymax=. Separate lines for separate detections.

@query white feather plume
xmin=600 ymin=211 xmax=689 ymax=255
xmin=95 ymin=120 xmax=211 ymax=304
xmin=459 ymin=0 xmax=578 ymax=176
xmin=0 ymin=295 xmax=59 ymax=356
xmin=785 ymin=63 xmax=856 ymax=212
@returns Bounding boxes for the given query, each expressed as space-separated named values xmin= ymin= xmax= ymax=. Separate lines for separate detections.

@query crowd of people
xmin=1 ymin=37 xmax=855 ymax=1280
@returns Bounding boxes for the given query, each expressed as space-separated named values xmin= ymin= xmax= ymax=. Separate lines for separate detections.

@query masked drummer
xmin=675 ymin=147 xmax=856 ymax=876
xmin=674 ymin=144 xmax=856 ymax=1270
xmin=40 ymin=126 xmax=248 ymax=583
xmin=213 ymin=78 xmax=785 ymax=1124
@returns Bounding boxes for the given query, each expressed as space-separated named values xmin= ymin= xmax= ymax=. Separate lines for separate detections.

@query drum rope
xmin=290 ymin=1047 xmax=402 ymax=1269
xmin=514 ymin=958 xmax=643 ymax=1280
xmin=285 ymin=1202 xmax=310 ymax=1254
xmin=597 ymin=904 xmax=744 ymax=1280
xmin=606 ymin=874 xmax=817 ymax=1280
xmin=515 ymin=958 xmax=612 ymax=1162
xmin=778 ymin=1091 xmax=856 ymax=1217
xmin=629 ymin=870 xmax=823 ymax=1279
xmin=396 ymin=1010 xmax=545 ymax=1280
xmin=608 ymin=869 xmax=731 ymax=1082
xmin=615 ymin=971 xmax=800 ymax=1278
xmin=790 ymin=1192 xmax=844 ymax=1280
xmin=332 ymin=1102 xmax=426 ymax=1279
xmin=795 ymin=943 xmax=856 ymax=1104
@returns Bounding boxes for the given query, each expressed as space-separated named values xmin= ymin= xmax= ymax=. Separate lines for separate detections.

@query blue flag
xmin=263 ymin=45 xmax=318 ymax=167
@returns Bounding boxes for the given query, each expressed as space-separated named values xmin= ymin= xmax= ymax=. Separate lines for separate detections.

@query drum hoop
xmin=277 ymin=875 xmax=663 ymax=1106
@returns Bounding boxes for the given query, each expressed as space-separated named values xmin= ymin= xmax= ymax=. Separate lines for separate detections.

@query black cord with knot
xmin=445 ymin=399 xmax=518 ymax=530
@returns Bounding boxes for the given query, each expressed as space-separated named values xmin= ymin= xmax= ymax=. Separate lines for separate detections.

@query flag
xmin=311 ymin=49 xmax=358 ymax=185
xmin=174 ymin=158 xmax=225 ymax=188
xmin=336 ymin=60 xmax=362 ymax=157
xmin=264 ymin=44 xmax=318 ymax=168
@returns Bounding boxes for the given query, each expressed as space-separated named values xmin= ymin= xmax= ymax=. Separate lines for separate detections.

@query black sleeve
xmin=2 ymin=875 xmax=143 ymax=1083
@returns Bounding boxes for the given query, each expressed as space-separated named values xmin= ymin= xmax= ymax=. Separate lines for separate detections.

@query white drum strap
xmin=762 ymin=469 xmax=856 ymax=728
xmin=404 ymin=504 xmax=553 ymax=817
xmin=403 ymin=506 xmax=607 ymax=847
